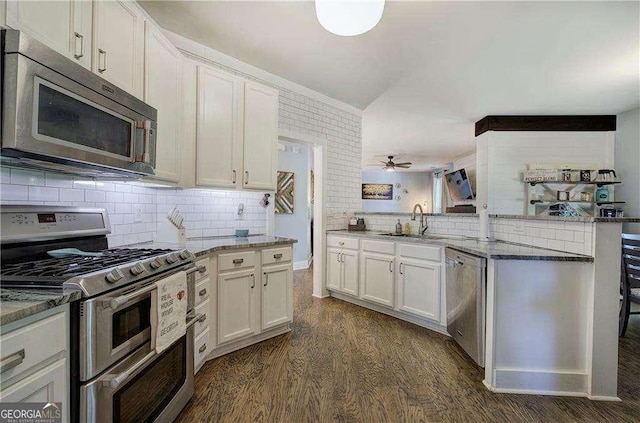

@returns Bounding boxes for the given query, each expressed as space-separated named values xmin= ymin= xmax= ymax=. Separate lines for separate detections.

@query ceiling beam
xmin=475 ymin=115 xmax=616 ymax=137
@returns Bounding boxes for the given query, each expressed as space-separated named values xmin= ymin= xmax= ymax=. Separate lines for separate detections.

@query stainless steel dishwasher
xmin=445 ymin=248 xmax=486 ymax=367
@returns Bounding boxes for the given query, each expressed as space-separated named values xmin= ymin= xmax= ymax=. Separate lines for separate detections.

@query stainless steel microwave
xmin=1 ymin=30 xmax=157 ymax=179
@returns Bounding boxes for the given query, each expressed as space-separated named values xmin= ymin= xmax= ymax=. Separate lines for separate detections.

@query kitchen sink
xmin=378 ymin=233 xmax=468 ymax=241
xmin=379 ymin=232 xmax=410 ymax=237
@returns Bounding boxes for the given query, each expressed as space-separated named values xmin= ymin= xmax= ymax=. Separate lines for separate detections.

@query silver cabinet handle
xmin=74 ymin=32 xmax=84 ymax=59
xmin=0 ymin=349 xmax=25 ymax=373
xmin=198 ymin=314 xmax=207 ymax=323
xmin=98 ymin=48 xmax=107 ymax=73
xmin=399 ymin=263 xmax=404 ymax=275
xmin=389 ymin=261 xmax=393 ymax=272
xmin=232 ymin=170 xmax=237 ymax=184
xmin=104 ymin=351 xmax=155 ymax=389
xmin=339 ymin=242 xmax=345 ymax=246
xmin=263 ymin=272 xmax=268 ymax=287
xmin=244 ymin=171 xmax=249 ymax=185
xmin=273 ymin=253 xmax=283 ymax=259
xmin=108 ymin=283 xmax=156 ymax=309
xmin=199 ymin=288 xmax=207 ymax=297
xmin=250 ymin=273 xmax=255 ymax=289
xmin=199 ymin=344 xmax=207 ymax=354
xmin=233 ymin=258 xmax=244 ymax=265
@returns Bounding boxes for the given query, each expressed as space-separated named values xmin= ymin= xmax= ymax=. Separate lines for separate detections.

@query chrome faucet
xmin=411 ymin=203 xmax=429 ymax=236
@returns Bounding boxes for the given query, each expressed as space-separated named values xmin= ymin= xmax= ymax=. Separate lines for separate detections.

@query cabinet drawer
xmin=195 ymin=257 xmax=210 ymax=281
xmin=0 ymin=312 xmax=66 ymax=380
xmin=194 ymin=327 xmax=210 ymax=372
xmin=194 ymin=299 xmax=209 ymax=337
xmin=195 ymin=277 xmax=210 ymax=306
xmin=361 ymin=239 xmax=395 ymax=255
xmin=398 ymin=243 xmax=442 ymax=262
xmin=327 ymin=236 xmax=359 ymax=250
xmin=218 ymin=251 xmax=255 ymax=271
xmin=262 ymin=247 xmax=292 ymax=265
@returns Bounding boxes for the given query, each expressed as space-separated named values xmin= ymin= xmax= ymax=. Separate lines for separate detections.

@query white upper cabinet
xmin=196 ymin=66 xmax=243 ymax=188
xmin=93 ymin=0 xmax=144 ymax=97
xmin=242 ymin=81 xmax=278 ymax=190
xmin=144 ymin=21 xmax=182 ymax=182
xmin=5 ymin=0 xmax=92 ymax=69
xmin=194 ymin=64 xmax=279 ymax=191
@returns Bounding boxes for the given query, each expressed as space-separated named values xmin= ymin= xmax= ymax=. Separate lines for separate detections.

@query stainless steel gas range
xmin=0 ymin=206 xmax=206 ymax=423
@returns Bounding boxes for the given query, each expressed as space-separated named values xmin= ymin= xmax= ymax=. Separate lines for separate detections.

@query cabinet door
xmin=261 ymin=263 xmax=293 ymax=330
xmin=93 ymin=0 xmax=144 ymax=96
xmin=0 ymin=359 xmax=67 ymax=422
xmin=360 ymin=252 xmax=394 ymax=307
xmin=144 ymin=22 xmax=181 ymax=182
xmin=6 ymin=0 xmax=92 ymax=69
xmin=342 ymin=250 xmax=360 ymax=297
xmin=398 ymin=258 xmax=441 ymax=321
xmin=196 ymin=66 xmax=243 ymax=188
xmin=242 ymin=81 xmax=278 ymax=190
xmin=326 ymin=248 xmax=342 ymax=291
xmin=217 ymin=269 xmax=257 ymax=344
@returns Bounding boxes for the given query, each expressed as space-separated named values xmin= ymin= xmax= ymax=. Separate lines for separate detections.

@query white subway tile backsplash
xmin=11 ymin=169 xmax=45 ymax=186
xmin=59 ymin=188 xmax=85 ymax=202
xmin=28 ymin=186 xmax=59 ymax=202
xmin=1 ymin=184 xmax=28 ymax=201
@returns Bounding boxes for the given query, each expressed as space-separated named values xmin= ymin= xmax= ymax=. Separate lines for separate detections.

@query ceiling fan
xmin=381 ymin=156 xmax=412 ymax=172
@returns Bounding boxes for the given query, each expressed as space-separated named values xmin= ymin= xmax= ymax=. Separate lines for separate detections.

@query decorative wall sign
xmin=275 ymin=171 xmax=295 ymax=214
xmin=362 ymin=183 xmax=393 ymax=200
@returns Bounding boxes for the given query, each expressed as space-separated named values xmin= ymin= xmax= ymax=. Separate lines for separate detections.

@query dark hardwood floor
xmin=176 ymin=269 xmax=640 ymax=422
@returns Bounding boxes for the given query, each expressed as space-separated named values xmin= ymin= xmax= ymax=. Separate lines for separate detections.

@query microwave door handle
xmin=103 ymin=351 xmax=156 ymax=390
xmin=107 ymin=283 xmax=157 ymax=309
xmin=135 ymin=120 xmax=152 ymax=163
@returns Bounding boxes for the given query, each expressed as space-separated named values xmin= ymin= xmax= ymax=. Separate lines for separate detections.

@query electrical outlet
xmin=134 ymin=205 xmax=143 ymax=223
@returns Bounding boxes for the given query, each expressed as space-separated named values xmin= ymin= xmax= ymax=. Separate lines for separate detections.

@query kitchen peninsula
xmin=325 ymin=212 xmax=639 ymax=400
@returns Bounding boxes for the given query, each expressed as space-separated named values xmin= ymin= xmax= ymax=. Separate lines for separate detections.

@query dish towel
xmin=151 ymin=271 xmax=188 ymax=354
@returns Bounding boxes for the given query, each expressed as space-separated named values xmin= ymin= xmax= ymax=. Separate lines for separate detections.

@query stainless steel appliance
xmin=445 ymin=248 xmax=486 ymax=367
xmin=0 ymin=206 xmax=206 ymax=422
xmin=1 ymin=30 xmax=157 ymax=179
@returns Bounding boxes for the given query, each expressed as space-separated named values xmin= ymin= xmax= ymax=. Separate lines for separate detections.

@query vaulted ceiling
xmin=140 ymin=1 xmax=640 ymax=171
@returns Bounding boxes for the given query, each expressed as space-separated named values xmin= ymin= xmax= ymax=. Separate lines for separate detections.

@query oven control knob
xmin=179 ymin=251 xmax=191 ymax=260
xmin=149 ymin=258 xmax=163 ymax=269
xmin=166 ymin=253 xmax=179 ymax=264
xmin=130 ymin=263 xmax=145 ymax=276
xmin=105 ymin=268 xmax=124 ymax=284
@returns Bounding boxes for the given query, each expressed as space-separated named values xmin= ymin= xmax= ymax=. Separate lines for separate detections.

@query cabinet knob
xmin=199 ymin=344 xmax=207 ymax=353
xmin=339 ymin=242 xmax=345 ymax=246
xmin=199 ymin=288 xmax=207 ymax=297
xmin=273 ymin=253 xmax=283 ymax=259
xmin=233 ymin=258 xmax=244 ymax=265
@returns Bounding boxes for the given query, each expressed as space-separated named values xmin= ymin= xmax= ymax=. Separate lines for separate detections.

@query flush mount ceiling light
xmin=315 ymin=0 xmax=385 ymax=36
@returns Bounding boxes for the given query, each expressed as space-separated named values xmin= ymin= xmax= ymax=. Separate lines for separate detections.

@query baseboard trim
xmin=294 ymin=261 xmax=309 ymax=270
xmin=587 ymin=395 xmax=622 ymax=402
xmin=485 ymin=369 xmax=595 ymax=398
xmin=312 ymin=293 xmax=330 ymax=299
xmin=329 ymin=290 xmax=449 ymax=336
xmin=204 ymin=324 xmax=292 ymax=362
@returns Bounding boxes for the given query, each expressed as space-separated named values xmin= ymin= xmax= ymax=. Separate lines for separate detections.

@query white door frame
xmin=271 ymin=128 xmax=328 ymax=298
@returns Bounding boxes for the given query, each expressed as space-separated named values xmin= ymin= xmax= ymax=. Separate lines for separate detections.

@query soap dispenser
xmin=395 ymin=219 xmax=402 ymax=234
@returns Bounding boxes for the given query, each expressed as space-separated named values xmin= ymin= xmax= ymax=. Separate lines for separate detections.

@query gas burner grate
xmin=1 ymin=248 xmax=174 ymax=284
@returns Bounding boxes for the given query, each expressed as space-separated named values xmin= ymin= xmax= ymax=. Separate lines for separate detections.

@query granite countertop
xmin=353 ymin=211 xmax=640 ymax=223
xmin=326 ymin=230 xmax=593 ymax=262
xmin=1 ymin=289 xmax=81 ymax=326
xmin=128 ymin=235 xmax=297 ymax=257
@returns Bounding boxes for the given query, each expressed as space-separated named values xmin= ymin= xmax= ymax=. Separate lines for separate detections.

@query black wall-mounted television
xmin=445 ymin=168 xmax=475 ymax=201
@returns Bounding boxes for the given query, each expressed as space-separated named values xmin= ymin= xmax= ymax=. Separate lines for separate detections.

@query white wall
xmin=614 ymin=108 xmax=640 ymax=233
xmin=275 ymin=142 xmax=311 ymax=267
xmin=361 ymin=171 xmax=433 ymax=213
xmin=476 ymin=131 xmax=615 ymax=215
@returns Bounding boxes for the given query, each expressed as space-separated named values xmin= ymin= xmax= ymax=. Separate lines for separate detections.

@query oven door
xmin=80 ymin=320 xmax=197 ymax=423
xmin=2 ymin=52 xmax=156 ymax=176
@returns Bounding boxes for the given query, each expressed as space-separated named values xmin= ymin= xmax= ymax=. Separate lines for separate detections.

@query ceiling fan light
xmin=386 ymin=166 xmax=395 ymax=172
xmin=315 ymin=0 xmax=385 ymax=37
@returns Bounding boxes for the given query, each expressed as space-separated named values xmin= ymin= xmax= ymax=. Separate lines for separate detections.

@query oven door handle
xmin=185 ymin=265 xmax=206 ymax=276
xmin=186 ymin=313 xmax=204 ymax=329
xmin=108 ymin=283 xmax=156 ymax=309
xmin=103 ymin=350 xmax=157 ymax=390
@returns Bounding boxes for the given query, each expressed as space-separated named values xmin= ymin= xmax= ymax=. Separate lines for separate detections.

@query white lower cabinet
xmin=261 ymin=263 xmax=293 ymax=330
xmin=0 ymin=307 xmax=69 ymax=422
xmin=326 ymin=245 xmax=359 ymax=296
xmin=217 ymin=268 xmax=257 ymax=344
xmin=360 ymin=252 xmax=395 ymax=308
xmin=397 ymin=257 xmax=441 ymax=321
xmin=326 ymin=236 xmax=446 ymax=329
